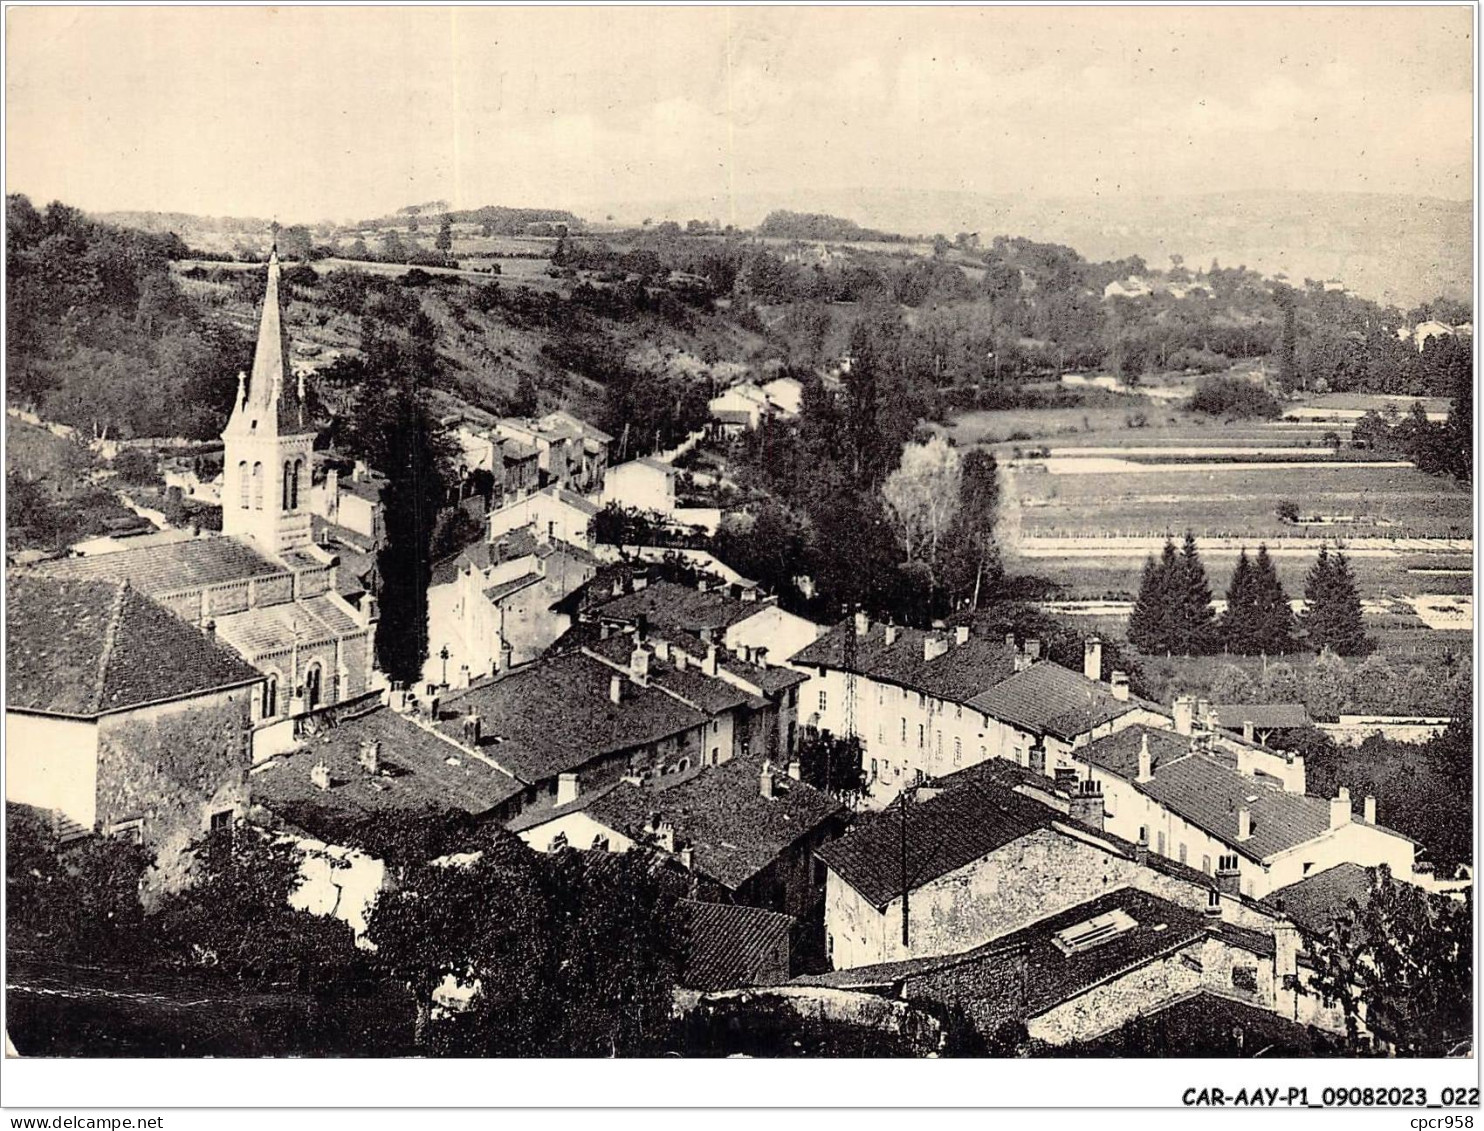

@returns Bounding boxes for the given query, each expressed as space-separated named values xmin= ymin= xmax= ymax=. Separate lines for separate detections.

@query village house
xmin=494 ymin=411 xmax=612 ymax=494
xmin=7 ymin=575 xmax=265 ymax=891
xmin=602 ymin=456 xmax=678 ymax=513
xmin=814 ymin=764 xmax=1286 ymax=971
xmin=678 ymin=899 xmax=797 ymax=990
xmin=793 ymin=616 xmax=1031 ymax=804
xmin=29 ymin=253 xmax=381 ymax=757
xmin=486 ymin=484 xmax=600 ymax=551
xmin=1074 ymin=721 xmax=1416 ymax=899
xmin=516 ymin=756 xmax=844 ymax=931
xmin=306 ymin=457 xmax=386 ymax=546
xmin=708 ymin=382 xmax=775 ymax=433
xmin=796 ymin=885 xmax=1340 ymax=1046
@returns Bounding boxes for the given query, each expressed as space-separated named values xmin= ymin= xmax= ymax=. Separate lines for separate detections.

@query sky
xmin=6 ymin=6 xmax=1474 ymax=225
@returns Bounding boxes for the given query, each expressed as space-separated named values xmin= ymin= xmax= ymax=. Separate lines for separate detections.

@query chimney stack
xmin=703 ymin=644 xmax=719 ymax=677
xmin=1083 ymin=636 xmax=1103 ymax=682
xmin=955 ymin=625 xmax=970 ymax=646
xmin=205 ymin=619 xmax=217 ymax=639
xmin=1068 ymin=778 xmax=1105 ymax=831
xmin=1236 ymin=806 xmax=1252 ymax=841
xmin=1329 ymin=787 xmax=1352 ymax=830
xmin=1196 ymin=699 xmax=1212 ymax=730
xmin=923 ymin=635 xmax=949 ymax=663
xmin=1026 ymin=639 xmax=1041 ymax=662
xmin=461 ymin=712 xmax=482 ymax=747
xmin=1173 ymin=695 xmax=1195 ymax=736
xmin=787 ymin=760 xmax=801 ymax=781
xmin=630 ymin=645 xmax=652 ymax=685
xmin=1136 ymin=733 xmax=1153 ymax=783
xmin=884 ymin=624 xmax=898 ymax=647
xmin=357 ymin=740 xmax=380 ymax=774
xmin=1134 ymin=830 xmax=1149 ymax=866
xmin=1110 ymin=671 xmax=1130 ymax=702
xmin=679 ymin=845 xmax=694 ymax=869
xmin=755 ymin=646 xmax=769 ymax=670
xmin=759 ymin=761 xmax=775 ymax=800
xmin=310 ymin=762 xmax=331 ymax=791
xmin=854 ymin=609 xmax=870 ymax=637
xmin=1216 ymin=853 xmax=1242 ymax=896
xmin=1242 ymin=719 xmax=1255 ymax=743
xmin=1004 ymin=633 xmax=1016 ymax=650
xmin=609 ymin=674 xmax=624 ymax=704
xmin=557 ymin=772 xmax=580 ymax=807
xmin=632 ymin=572 xmax=649 ymax=591
xmin=1364 ymin=795 xmax=1376 ymax=824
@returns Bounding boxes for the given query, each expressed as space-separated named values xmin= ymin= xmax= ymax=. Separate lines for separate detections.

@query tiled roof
xmin=252 ymin=705 xmax=524 ymax=842
xmin=967 ymin=661 xmax=1150 ymax=740
xmin=1078 ymin=725 xmax=1191 ymax=781
xmin=7 ymin=575 xmax=263 ymax=717
xmin=1211 ymin=703 xmax=1313 ymax=731
xmin=438 ymin=651 xmax=708 ymax=784
xmin=483 ymin=571 xmax=542 ymax=604
xmin=797 ymin=887 xmax=1208 ymax=1019
xmin=1141 ymin=752 xmax=1334 ymax=862
xmin=549 ymin=487 xmax=600 ymax=516
xmin=590 ymin=580 xmax=757 ymax=634
xmin=214 ymin=594 xmax=364 ymax=660
xmin=793 ymin=621 xmax=1018 ymax=705
xmin=1265 ymin=863 xmax=1376 ymax=937
xmin=583 ymin=759 xmax=843 ymax=890
xmin=680 ymin=899 xmax=795 ymax=990
xmin=1070 ymin=991 xmax=1321 ymax=1056
xmin=816 ymin=776 xmax=1059 ymax=908
xmin=32 ymin=535 xmax=286 ymax=596
xmin=583 ymin=635 xmax=761 ymax=715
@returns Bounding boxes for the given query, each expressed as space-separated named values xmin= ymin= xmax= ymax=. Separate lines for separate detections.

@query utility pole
xmin=898 ymin=785 xmax=912 ymax=948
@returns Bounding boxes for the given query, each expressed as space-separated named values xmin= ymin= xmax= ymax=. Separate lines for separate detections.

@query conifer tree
xmin=1302 ymin=544 xmax=1369 ymax=656
xmin=1220 ymin=548 xmax=1258 ymax=652
xmin=1173 ymin=531 xmax=1218 ymax=655
xmin=1128 ymin=541 xmax=1176 ymax=654
xmin=1249 ymin=543 xmax=1295 ymax=654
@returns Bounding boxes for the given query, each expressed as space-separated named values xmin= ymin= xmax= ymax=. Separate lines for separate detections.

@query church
xmin=32 ymin=252 xmax=380 ymax=757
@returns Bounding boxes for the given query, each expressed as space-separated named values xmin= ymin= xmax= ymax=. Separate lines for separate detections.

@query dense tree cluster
xmin=1128 ymin=535 xmax=1219 ymax=656
xmin=1219 ymin=545 xmax=1295 ymax=654
xmin=7 ymin=194 xmax=249 ymax=438
xmin=1300 ymin=545 xmax=1369 ymax=656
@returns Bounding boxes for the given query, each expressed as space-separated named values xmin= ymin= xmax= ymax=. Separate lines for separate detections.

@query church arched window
xmin=291 ymin=459 xmax=302 ymax=510
xmin=252 ymin=462 xmax=264 ymax=510
xmin=238 ymin=462 xmax=249 ymax=508
xmin=283 ymin=461 xmax=292 ymax=511
xmin=262 ymin=673 xmax=279 ymax=719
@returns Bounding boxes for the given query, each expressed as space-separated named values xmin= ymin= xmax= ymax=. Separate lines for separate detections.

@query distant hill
xmin=616 ymin=188 xmax=1471 ymax=308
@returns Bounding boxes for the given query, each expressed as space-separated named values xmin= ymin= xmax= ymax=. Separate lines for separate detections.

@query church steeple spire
xmin=246 ymin=251 xmax=295 ymax=414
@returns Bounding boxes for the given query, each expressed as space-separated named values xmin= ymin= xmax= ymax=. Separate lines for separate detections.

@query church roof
xmin=214 ymin=594 xmax=365 ymax=659
xmin=241 ymin=252 xmax=314 ymax=436
xmin=7 ymin=575 xmax=263 ymax=718
xmin=30 ymin=535 xmax=287 ymax=597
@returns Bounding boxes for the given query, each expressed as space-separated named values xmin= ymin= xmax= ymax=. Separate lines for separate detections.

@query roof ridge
xmin=90 ymin=581 xmax=130 ymax=713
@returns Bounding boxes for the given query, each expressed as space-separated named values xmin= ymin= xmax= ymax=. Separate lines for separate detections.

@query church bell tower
xmin=221 ymin=251 xmax=317 ymax=556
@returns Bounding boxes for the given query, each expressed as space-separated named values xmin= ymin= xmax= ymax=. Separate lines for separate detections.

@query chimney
xmin=854 ymin=609 xmax=870 ymax=637
xmin=1274 ymin=921 xmax=1300 ymax=983
xmin=679 ymin=845 xmax=694 ymax=869
xmin=884 ymin=623 xmax=899 ymax=647
xmin=1236 ymin=806 xmax=1252 ymax=842
xmin=1330 ymin=787 xmax=1352 ymax=830
xmin=1014 ymin=650 xmax=1032 ymax=674
xmin=1173 ymin=695 xmax=1195 ymax=736
xmin=461 ymin=712 xmax=481 ymax=747
xmin=609 ymin=674 xmax=624 ymax=704
xmin=1134 ymin=830 xmax=1149 ymax=866
xmin=1136 ymin=733 xmax=1153 ymax=783
xmin=955 ymin=625 xmax=970 ymax=646
xmin=1026 ymin=639 xmax=1041 ymax=661
xmin=635 ymin=612 xmax=648 ymax=641
xmin=653 ymin=638 xmax=671 ymax=662
xmin=923 ymin=635 xmax=950 ymax=663
xmin=611 ymin=577 xmax=625 ymax=598
xmin=310 ymin=762 xmax=331 ymax=791
xmin=633 ymin=573 xmax=650 ymax=591
xmin=556 ymin=772 xmax=579 ymax=807
xmin=425 ymin=693 xmax=441 ymax=721
xmin=1110 ymin=671 xmax=1130 ymax=702
xmin=1083 ymin=636 xmax=1103 ymax=682
xmin=754 ymin=646 xmax=769 ymax=670
xmin=1216 ymin=853 xmax=1242 ymax=896
xmin=497 ymin=639 xmax=513 ymax=673
xmin=703 ymin=644 xmax=719 ymax=677
xmin=630 ymin=646 xmax=651 ymax=685
xmin=204 ymin=619 xmax=217 ymax=640
xmin=1068 ymin=778 xmax=1105 ymax=831
xmin=759 ymin=761 xmax=775 ymax=799
xmin=1364 ymin=795 xmax=1376 ymax=824
xmin=1196 ymin=699 xmax=1212 ymax=730
xmin=455 ymin=663 xmax=472 ymax=690
xmin=1004 ymin=633 xmax=1016 ymax=650
xmin=787 ymin=760 xmax=801 ymax=781
xmin=1242 ymin=719 xmax=1255 ymax=743
xmin=599 ymin=622 xmax=612 ymax=640
xmin=357 ymin=740 xmax=380 ymax=774
xmin=649 ymin=818 xmax=675 ymax=853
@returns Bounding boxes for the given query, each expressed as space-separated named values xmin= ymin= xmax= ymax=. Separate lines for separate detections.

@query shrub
xmin=1188 ymin=375 xmax=1281 ymax=419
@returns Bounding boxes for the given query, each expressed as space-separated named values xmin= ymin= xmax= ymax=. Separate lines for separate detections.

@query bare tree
xmin=881 ymin=434 xmax=962 ymax=577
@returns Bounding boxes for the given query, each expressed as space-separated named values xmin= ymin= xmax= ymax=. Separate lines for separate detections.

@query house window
xmin=551 ymin=832 xmax=569 ymax=851
xmin=788 ymin=687 xmax=797 ymax=708
xmin=818 ymin=690 xmax=827 ymax=714
xmin=954 ymin=737 xmax=962 ymax=766
xmin=936 ymin=733 xmax=942 ymax=758
xmin=813 ymin=858 xmax=827 ymax=885
xmin=1232 ymin=966 xmax=1259 ymax=993
xmin=877 ymin=723 xmax=884 ymax=744
xmin=900 ymin=718 xmax=907 ymax=743
xmin=1156 ymin=831 xmax=1166 ymax=856
xmin=106 ymin=819 xmax=144 ymax=844
xmin=1203 ymin=855 xmax=1212 ymax=875
xmin=678 ymin=757 xmax=691 ymax=774
xmin=210 ymin=810 xmax=234 ymax=831
xmin=1052 ymin=909 xmax=1137 ymax=955
xmin=1178 ymin=843 xmax=1188 ymax=865
xmin=955 ymin=704 xmax=962 ymax=719
xmin=978 ymin=744 xmax=986 ymax=762
xmin=870 ymin=758 xmax=878 ymax=781
xmin=917 ymin=724 xmax=924 ymax=749
xmin=711 ymin=720 xmax=719 ymax=734
xmin=592 ymin=834 xmax=610 ymax=851
xmin=787 ymin=722 xmax=796 ymax=753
